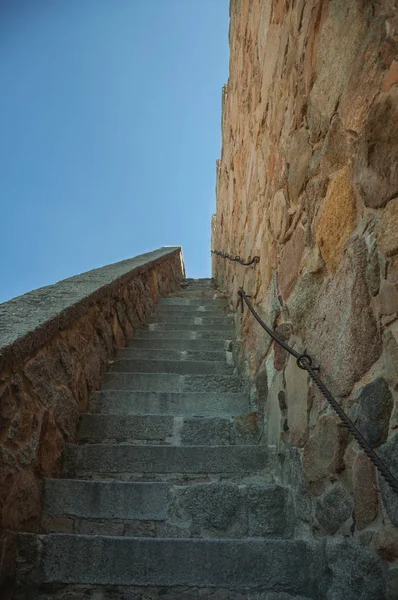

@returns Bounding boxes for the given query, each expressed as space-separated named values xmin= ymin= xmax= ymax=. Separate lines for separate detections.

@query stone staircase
xmin=15 ymin=279 xmax=323 ymax=600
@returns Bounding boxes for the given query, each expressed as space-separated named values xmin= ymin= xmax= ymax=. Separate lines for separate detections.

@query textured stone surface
xmin=352 ymin=453 xmax=379 ymax=531
xmin=356 ymin=378 xmax=393 ymax=448
xmin=89 ymin=391 xmax=249 ymax=417
xmin=180 ymin=418 xmax=232 ymax=446
xmin=302 ymin=416 xmax=349 ymax=483
xmin=314 ymin=168 xmax=357 ymax=274
xmin=307 ymin=238 xmax=382 ymax=396
xmin=65 ymin=444 xmax=268 ymax=477
xmin=212 ymin=0 xmax=397 ymax=592
xmin=307 ymin=0 xmax=370 ymax=140
xmin=352 ymin=88 xmax=398 ymax=209
xmin=278 ymin=227 xmax=305 ymax=300
xmin=376 ymin=197 xmax=398 ymax=257
xmin=246 ymin=485 xmax=292 ymax=538
xmin=14 ymin=584 xmax=316 ymax=600
xmin=0 ymin=248 xmax=184 ymax=588
xmin=285 ymin=354 xmax=309 ymax=447
xmin=378 ymin=433 xmax=398 ymax=527
xmin=39 ymin=535 xmax=323 ymax=594
xmin=315 ymin=483 xmax=353 ymax=535
xmin=44 ymin=480 xmax=171 ymax=521
xmin=175 ymin=483 xmax=242 ymax=534
xmin=325 ymin=540 xmax=386 ymax=600
xmin=0 ymin=247 xmax=182 ymax=369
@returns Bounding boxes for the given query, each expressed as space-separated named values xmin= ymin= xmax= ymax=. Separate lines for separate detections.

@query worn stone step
xmin=102 ymin=373 xmax=242 ymax=392
xmin=118 ymin=348 xmax=229 ymax=362
xmin=89 ymin=391 xmax=249 ymax=416
xmin=110 ymin=359 xmax=234 ymax=376
xmin=145 ymin=322 xmax=233 ymax=333
xmin=155 ymin=305 xmax=228 ymax=315
xmin=34 ymin=534 xmax=323 ymax=594
xmin=147 ymin=314 xmax=233 ymax=325
xmin=20 ymin=586 xmax=315 ymax=600
xmin=43 ymin=480 xmax=292 ymax=539
xmin=127 ymin=338 xmax=231 ymax=351
xmin=135 ymin=329 xmax=233 ymax=340
xmin=159 ymin=298 xmax=227 ymax=306
xmin=64 ymin=445 xmax=268 ymax=478
xmin=76 ymin=414 xmax=262 ymax=445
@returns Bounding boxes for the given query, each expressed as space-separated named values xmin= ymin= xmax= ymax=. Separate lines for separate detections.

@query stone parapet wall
xmin=213 ymin=0 xmax=398 ymax=592
xmin=0 ymin=247 xmax=184 ymax=588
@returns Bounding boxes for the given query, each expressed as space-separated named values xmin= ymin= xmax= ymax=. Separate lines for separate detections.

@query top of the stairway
xmin=164 ymin=278 xmax=228 ymax=302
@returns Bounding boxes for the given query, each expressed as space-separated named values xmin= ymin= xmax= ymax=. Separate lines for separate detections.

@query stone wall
xmin=213 ymin=0 xmax=398 ymax=593
xmin=0 ymin=247 xmax=184 ymax=589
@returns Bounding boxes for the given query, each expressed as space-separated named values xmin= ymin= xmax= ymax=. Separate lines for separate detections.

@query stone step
xmin=76 ymin=413 xmax=262 ymax=445
xmin=159 ymin=298 xmax=227 ymax=306
xmin=32 ymin=534 xmax=322 ymax=594
xmin=110 ymin=359 xmax=234 ymax=376
xmin=127 ymin=338 xmax=231 ymax=351
xmin=102 ymin=373 xmax=242 ymax=393
xmin=147 ymin=314 xmax=233 ymax=325
xmin=89 ymin=391 xmax=249 ymax=416
xmin=155 ymin=305 xmax=227 ymax=314
xmin=134 ymin=329 xmax=233 ymax=340
xmin=21 ymin=586 xmax=315 ymax=600
xmin=43 ymin=480 xmax=292 ymax=539
xmin=118 ymin=348 xmax=229 ymax=362
xmin=145 ymin=322 xmax=233 ymax=332
xmin=64 ymin=445 xmax=268 ymax=479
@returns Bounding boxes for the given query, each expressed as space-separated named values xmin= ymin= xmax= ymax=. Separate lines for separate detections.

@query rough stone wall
xmin=213 ymin=0 xmax=398 ymax=589
xmin=0 ymin=247 xmax=184 ymax=590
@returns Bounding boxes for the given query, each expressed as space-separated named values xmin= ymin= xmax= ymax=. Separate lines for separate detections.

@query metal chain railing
xmin=211 ymin=249 xmax=260 ymax=266
xmin=238 ymin=287 xmax=398 ymax=496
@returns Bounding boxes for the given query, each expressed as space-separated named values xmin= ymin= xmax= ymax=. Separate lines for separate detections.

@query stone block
xmin=266 ymin=372 xmax=284 ymax=450
xmin=356 ymin=378 xmax=393 ymax=448
xmin=269 ymin=189 xmax=289 ymax=241
xmin=90 ymin=390 xmax=249 ymax=418
xmin=286 ymin=128 xmax=312 ymax=202
xmin=378 ymin=433 xmax=398 ymax=526
xmin=307 ymin=0 xmax=370 ymax=139
xmin=174 ymin=483 xmax=243 ymax=535
xmin=302 ymin=415 xmax=349 ymax=483
xmin=353 ymin=452 xmax=379 ymax=531
xmin=387 ymin=565 xmax=398 ymax=600
xmin=246 ymin=484 xmax=292 ymax=537
xmin=278 ymin=227 xmax=305 ymax=300
xmin=23 ymin=352 xmax=55 ymax=407
xmin=180 ymin=418 xmax=232 ymax=446
xmin=285 ymin=354 xmax=309 ymax=447
xmin=306 ymin=238 xmax=382 ymax=395
xmin=44 ymin=480 xmax=171 ymax=521
xmin=314 ymin=167 xmax=357 ymax=274
xmin=40 ymin=535 xmax=324 ymax=595
xmin=325 ymin=540 xmax=386 ymax=600
xmin=2 ymin=469 xmax=41 ymax=531
xmin=378 ymin=279 xmax=398 ymax=316
xmin=65 ymin=444 xmax=268 ymax=477
xmin=376 ymin=524 xmax=398 ymax=562
xmin=53 ymin=386 xmax=79 ymax=441
xmin=352 ymin=88 xmax=398 ymax=208
xmin=124 ymin=520 xmax=156 ymax=537
xmin=315 ymin=483 xmax=353 ymax=535
xmin=234 ymin=412 xmax=263 ymax=444
xmin=77 ymin=414 xmax=174 ymax=443
xmin=376 ymin=197 xmax=398 ymax=257
xmin=273 ymin=323 xmax=292 ymax=371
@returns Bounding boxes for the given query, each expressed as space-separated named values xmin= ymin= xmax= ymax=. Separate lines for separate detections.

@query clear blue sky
xmin=0 ymin=0 xmax=229 ymax=303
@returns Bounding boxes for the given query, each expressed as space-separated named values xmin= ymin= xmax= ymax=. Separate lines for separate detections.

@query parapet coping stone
xmin=0 ymin=246 xmax=182 ymax=371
